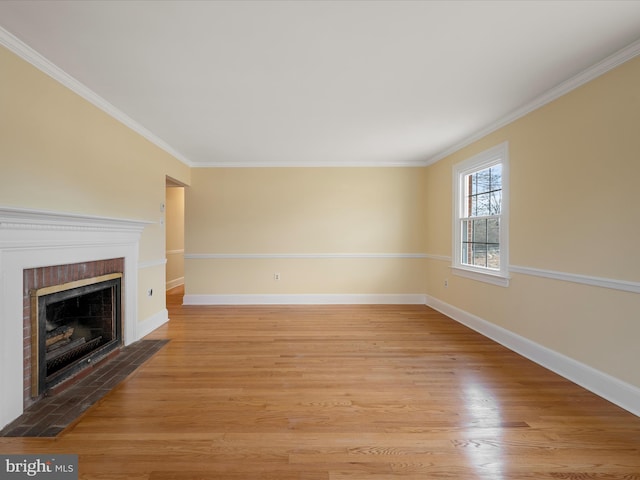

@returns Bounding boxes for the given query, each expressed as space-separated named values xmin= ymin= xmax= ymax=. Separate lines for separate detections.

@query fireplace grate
xmin=46 ymin=336 xmax=103 ymax=373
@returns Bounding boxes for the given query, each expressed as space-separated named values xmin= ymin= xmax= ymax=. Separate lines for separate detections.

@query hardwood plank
xmin=1 ymin=287 xmax=639 ymax=479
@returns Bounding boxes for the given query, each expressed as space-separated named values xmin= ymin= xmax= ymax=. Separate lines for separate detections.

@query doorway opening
xmin=165 ymin=176 xmax=185 ymax=299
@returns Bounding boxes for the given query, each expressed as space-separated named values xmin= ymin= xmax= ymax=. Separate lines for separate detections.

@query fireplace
xmin=30 ymin=273 xmax=122 ymax=397
xmin=0 ymin=207 xmax=149 ymax=430
xmin=23 ymin=259 xmax=125 ymax=404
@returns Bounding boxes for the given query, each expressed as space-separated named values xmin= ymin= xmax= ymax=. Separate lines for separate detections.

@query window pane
xmin=487 ymin=218 xmax=500 ymax=243
xmin=462 ymin=241 xmax=470 ymax=265
xmin=487 ymin=244 xmax=500 ymax=269
xmin=462 ymin=217 xmax=500 ymax=270
xmin=475 ymin=168 xmax=492 ymax=194
xmin=473 ymin=218 xmax=487 ymax=243
xmin=490 ymin=190 xmax=502 ymax=215
xmin=465 ymin=168 xmax=501 ymax=218
xmin=490 ymin=164 xmax=502 ymax=188
xmin=474 ymin=193 xmax=492 ymax=216
xmin=472 ymin=244 xmax=487 ymax=267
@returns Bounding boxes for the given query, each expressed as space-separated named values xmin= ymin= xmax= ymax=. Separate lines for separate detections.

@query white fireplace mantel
xmin=0 ymin=206 xmax=152 ymax=429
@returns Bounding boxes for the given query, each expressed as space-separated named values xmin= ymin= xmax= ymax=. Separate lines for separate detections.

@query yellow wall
xmin=0 ymin=46 xmax=191 ymax=323
xmin=425 ymin=55 xmax=640 ymax=387
xmin=185 ymin=167 xmax=428 ymax=295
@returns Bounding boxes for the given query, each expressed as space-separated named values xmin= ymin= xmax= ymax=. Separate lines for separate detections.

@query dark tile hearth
xmin=0 ymin=339 xmax=168 ymax=438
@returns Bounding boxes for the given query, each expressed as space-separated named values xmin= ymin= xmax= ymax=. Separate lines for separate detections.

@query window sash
xmin=460 ymin=216 xmax=500 ymax=270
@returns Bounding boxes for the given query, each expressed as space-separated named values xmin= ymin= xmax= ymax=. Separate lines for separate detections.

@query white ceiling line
xmin=2 ymin=25 xmax=639 ymax=169
xmin=190 ymin=159 xmax=428 ymax=168
xmin=0 ymin=26 xmax=194 ymax=168
xmin=424 ymin=38 xmax=640 ymax=167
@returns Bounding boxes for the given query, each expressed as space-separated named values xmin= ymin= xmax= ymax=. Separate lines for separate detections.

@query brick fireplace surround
xmin=0 ymin=207 xmax=151 ymax=430
xmin=23 ymin=258 xmax=125 ymax=408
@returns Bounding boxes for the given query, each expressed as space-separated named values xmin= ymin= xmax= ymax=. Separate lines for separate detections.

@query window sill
xmin=451 ymin=266 xmax=510 ymax=287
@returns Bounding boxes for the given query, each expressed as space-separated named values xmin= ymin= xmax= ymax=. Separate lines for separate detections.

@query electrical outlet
xmin=274 ymin=273 xmax=280 ymax=281
xmin=147 ymin=288 xmax=153 ymax=296
xmin=444 ymin=279 xmax=448 ymax=288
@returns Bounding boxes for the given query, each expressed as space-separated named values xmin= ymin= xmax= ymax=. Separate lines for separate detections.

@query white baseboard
xmin=425 ymin=295 xmax=640 ymax=418
xmin=166 ymin=276 xmax=184 ymax=290
xmin=137 ymin=308 xmax=169 ymax=340
xmin=183 ymin=293 xmax=427 ymax=305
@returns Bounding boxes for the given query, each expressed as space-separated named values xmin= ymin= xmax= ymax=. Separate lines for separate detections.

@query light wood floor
xmin=2 ymin=287 xmax=639 ymax=479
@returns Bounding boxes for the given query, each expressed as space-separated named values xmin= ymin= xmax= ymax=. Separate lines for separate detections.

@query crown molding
xmin=193 ymin=31 xmax=640 ymax=170
xmin=0 ymin=27 xmax=194 ymax=168
xmin=424 ymin=38 xmax=640 ymax=166
xmin=189 ymin=159 xmax=428 ymax=168
xmin=3 ymin=24 xmax=639 ymax=170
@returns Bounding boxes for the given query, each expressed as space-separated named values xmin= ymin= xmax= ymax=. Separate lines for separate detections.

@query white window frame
xmin=452 ymin=142 xmax=510 ymax=287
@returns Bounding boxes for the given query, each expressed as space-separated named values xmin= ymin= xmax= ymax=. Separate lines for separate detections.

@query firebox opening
xmin=31 ymin=273 xmax=123 ymax=397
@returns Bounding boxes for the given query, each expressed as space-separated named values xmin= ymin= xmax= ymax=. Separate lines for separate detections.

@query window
xmin=453 ymin=142 xmax=509 ymax=286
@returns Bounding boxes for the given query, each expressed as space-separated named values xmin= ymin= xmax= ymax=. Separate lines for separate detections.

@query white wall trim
xmin=166 ymin=249 xmax=185 ymax=255
xmin=0 ymin=206 xmax=149 ymax=429
xmin=183 ymin=293 xmax=427 ymax=306
xmin=424 ymin=253 xmax=452 ymax=262
xmin=137 ymin=308 xmax=169 ymax=340
xmin=166 ymin=276 xmax=184 ymax=291
xmin=425 ymin=38 xmax=640 ymax=166
xmin=0 ymin=206 xmax=152 ymax=238
xmin=510 ymin=265 xmax=640 ymax=294
xmin=424 ymin=294 xmax=640 ymax=418
xmin=185 ymin=253 xmax=428 ymax=260
xmin=451 ymin=266 xmax=510 ymax=287
xmin=138 ymin=258 xmax=167 ymax=269
xmin=0 ymin=26 xmax=193 ymax=168
xmin=424 ymin=253 xmax=639 ymax=294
